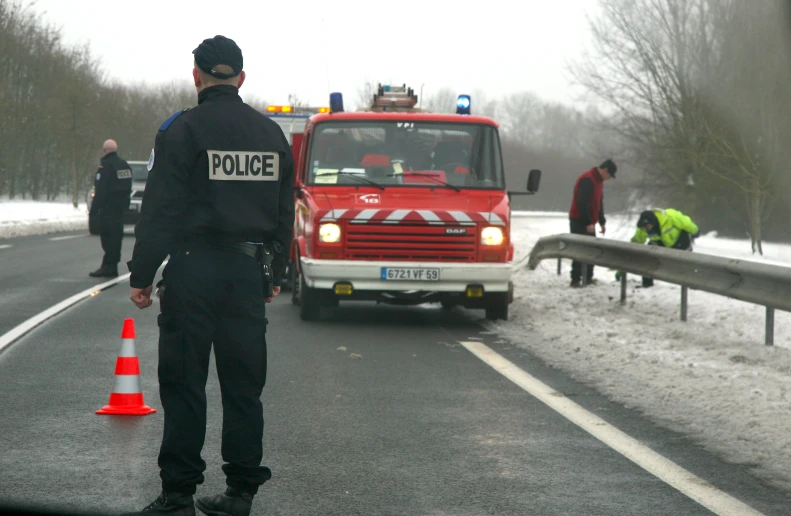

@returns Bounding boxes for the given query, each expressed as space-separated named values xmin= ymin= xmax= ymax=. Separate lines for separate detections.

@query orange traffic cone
xmin=96 ymin=318 xmax=157 ymax=416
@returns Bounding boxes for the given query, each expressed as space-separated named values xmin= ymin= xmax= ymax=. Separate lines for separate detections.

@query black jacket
xmin=128 ymin=85 xmax=295 ymax=289
xmin=92 ymin=152 xmax=132 ymax=213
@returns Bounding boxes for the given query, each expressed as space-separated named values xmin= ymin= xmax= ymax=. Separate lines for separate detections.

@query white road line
xmin=49 ymin=234 xmax=88 ymax=241
xmin=0 ymin=274 xmax=131 ymax=354
xmin=460 ymin=341 xmax=765 ymax=516
xmin=0 ymin=245 xmax=12 ymax=250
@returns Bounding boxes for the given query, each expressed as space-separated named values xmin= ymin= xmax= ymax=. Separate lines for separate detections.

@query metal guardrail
xmin=527 ymin=234 xmax=791 ymax=346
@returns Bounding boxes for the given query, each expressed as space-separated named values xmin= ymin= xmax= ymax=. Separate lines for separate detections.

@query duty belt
xmin=202 ymin=241 xmax=261 ymax=259
xmin=199 ymin=241 xmax=275 ymax=297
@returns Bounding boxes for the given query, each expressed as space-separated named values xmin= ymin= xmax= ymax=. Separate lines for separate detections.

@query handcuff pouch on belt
xmin=260 ymin=240 xmax=286 ymax=298
xmin=258 ymin=245 xmax=275 ymax=298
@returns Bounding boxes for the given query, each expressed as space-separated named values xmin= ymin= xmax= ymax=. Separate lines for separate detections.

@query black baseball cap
xmin=600 ymin=159 xmax=617 ymax=178
xmin=192 ymin=35 xmax=243 ymax=79
xmin=637 ymin=210 xmax=659 ymax=230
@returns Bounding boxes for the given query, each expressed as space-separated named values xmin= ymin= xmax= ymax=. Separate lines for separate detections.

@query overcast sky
xmin=25 ymin=0 xmax=599 ymax=110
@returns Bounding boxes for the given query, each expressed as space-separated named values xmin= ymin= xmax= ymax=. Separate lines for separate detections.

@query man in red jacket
xmin=568 ymin=159 xmax=617 ymax=288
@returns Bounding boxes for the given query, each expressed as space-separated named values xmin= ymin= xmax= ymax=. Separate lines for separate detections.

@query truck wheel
xmin=485 ymin=293 xmax=509 ymax=321
xmin=280 ymin=263 xmax=292 ymax=292
xmin=290 ymin=263 xmax=299 ymax=306
xmin=297 ymin=264 xmax=321 ymax=321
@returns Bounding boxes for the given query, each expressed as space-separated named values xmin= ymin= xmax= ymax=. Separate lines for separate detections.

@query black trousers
xmin=157 ymin=247 xmax=271 ymax=496
xmin=569 ymin=219 xmax=595 ymax=282
xmin=99 ymin=202 xmax=125 ymax=267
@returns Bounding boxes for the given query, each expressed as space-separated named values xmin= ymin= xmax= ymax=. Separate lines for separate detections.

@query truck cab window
xmin=307 ymin=122 xmax=505 ymax=189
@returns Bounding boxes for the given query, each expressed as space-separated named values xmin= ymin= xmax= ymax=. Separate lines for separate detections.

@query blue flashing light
xmin=456 ymin=95 xmax=471 ymax=115
xmin=330 ymin=92 xmax=344 ymax=113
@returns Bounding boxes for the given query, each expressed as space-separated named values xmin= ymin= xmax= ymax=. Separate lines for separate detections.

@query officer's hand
xmin=131 ymin=286 xmax=153 ymax=309
xmin=266 ymin=286 xmax=281 ymax=303
xmin=600 ymin=225 xmax=606 ymax=235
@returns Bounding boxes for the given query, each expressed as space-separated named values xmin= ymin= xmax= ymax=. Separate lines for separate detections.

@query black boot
xmin=89 ymin=265 xmax=118 ymax=278
xmin=122 ymin=491 xmax=195 ymax=515
xmin=195 ymin=487 xmax=253 ymax=516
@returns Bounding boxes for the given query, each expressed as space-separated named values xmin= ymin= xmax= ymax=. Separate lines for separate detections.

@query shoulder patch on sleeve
xmin=159 ymin=109 xmax=188 ymax=132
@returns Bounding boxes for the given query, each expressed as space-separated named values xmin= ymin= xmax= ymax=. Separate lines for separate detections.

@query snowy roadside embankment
xmin=0 ymin=200 xmax=88 ymax=239
xmin=497 ymin=213 xmax=791 ymax=491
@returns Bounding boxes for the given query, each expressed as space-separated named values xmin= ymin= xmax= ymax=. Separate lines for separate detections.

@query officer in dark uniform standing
xmin=89 ymin=139 xmax=132 ymax=278
xmin=123 ymin=35 xmax=294 ymax=516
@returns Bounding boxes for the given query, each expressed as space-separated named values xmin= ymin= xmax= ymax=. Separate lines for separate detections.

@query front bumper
xmin=300 ymin=258 xmax=511 ymax=292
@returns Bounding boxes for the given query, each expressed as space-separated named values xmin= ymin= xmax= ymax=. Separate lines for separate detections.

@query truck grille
xmin=345 ymin=224 xmax=477 ymax=261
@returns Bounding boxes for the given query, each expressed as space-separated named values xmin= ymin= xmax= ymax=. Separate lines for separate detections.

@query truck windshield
xmin=306 ymin=121 xmax=504 ymax=189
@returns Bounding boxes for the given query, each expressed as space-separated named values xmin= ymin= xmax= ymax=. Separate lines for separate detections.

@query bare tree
xmin=498 ymin=91 xmax=543 ymax=147
xmin=424 ymin=87 xmax=458 ymax=114
xmin=691 ymin=0 xmax=791 ymax=253
xmin=355 ymin=79 xmax=378 ymax=111
xmin=570 ymin=0 xmax=712 ymax=200
xmin=569 ymin=0 xmax=791 ymax=252
xmin=287 ymin=93 xmax=309 ymax=110
xmin=471 ymin=88 xmax=498 ymax=118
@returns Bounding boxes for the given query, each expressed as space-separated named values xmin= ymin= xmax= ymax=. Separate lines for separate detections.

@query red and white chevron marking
xmin=318 ymin=209 xmax=505 ymax=226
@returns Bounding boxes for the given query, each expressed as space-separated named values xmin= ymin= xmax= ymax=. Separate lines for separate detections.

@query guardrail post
xmin=680 ymin=286 xmax=688 ymax=322
xmin=620 ymin=272 xmax=627 ymax=304
xmin=557 ymin=258 xmax=561 ymax=276
xmin=581 ymin=264 xmax=588 ymax=286
xmin=766 ymin=307 xmax=775 ymax=346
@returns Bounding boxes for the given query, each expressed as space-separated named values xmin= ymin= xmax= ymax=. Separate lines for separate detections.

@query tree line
xmin=3 ymin=0 xmax=789 ymax=252
xmin=420 ymin=0 xmax=791 ymax=252
xmin=0 ymin=0 xmax=264 ymax=206
xmin=570 ymin=0 xmax=791 ymax=253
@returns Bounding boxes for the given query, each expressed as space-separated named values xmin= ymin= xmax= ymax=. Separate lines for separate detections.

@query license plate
xmin=381 ymin=268 xmax=440 ymax=281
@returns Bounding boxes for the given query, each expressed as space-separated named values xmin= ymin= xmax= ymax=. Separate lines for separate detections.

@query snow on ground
xmin=501 ymin=211 xmax=791 ymax=492
xmin=0 ymin=198 xmax=88 ymax=239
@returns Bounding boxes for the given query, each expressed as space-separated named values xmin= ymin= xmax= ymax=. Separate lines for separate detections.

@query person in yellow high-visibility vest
xmin=616 ymin=209 xmax=701 ymax=287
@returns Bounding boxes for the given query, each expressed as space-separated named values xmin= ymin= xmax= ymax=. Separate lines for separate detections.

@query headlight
xmin=319 ymin=223 xmax=341 ymax=243
xmin=481 ymin=226 xmax=504 ymax=246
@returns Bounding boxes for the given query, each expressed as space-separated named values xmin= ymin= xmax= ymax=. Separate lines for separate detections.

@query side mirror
xmin=527 ymin=169 xmax=542 ymax=193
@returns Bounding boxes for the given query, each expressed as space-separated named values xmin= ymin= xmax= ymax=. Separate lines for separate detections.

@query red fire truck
xmin=265 ymin=85 xmax=540 ymax=321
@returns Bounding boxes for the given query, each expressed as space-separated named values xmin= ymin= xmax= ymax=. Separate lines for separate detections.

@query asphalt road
xmin=0 ymin=230 xmax=790 ymax=515
xmin=0 ymin=228 xmax=135 ymax=336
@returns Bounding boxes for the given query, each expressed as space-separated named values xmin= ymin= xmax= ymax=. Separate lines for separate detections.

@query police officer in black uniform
xmin=123 ymin=35 xmax=294 ymax=516
xmin=89 ymin=139 xmax=132 ymax=277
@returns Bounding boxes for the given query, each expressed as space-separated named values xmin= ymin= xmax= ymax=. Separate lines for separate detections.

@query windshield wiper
xmin=386 ymin=172 xmax=461 ymax=192
xmin=318 ymin=171 xmax=385 ymax=190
